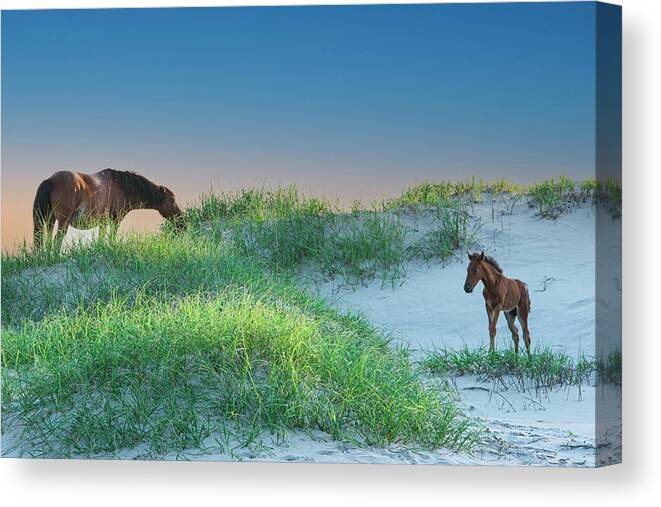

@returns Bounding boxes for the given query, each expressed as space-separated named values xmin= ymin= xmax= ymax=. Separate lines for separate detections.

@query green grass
xmin=408 ymin=204 xmax=481 ymax=261
xmin=600 ymin=178 xmax=623 ymax=218
xmin=1 ymin=229 xmax=476 ymax=458
xmin=422 ymin=347 xmax=596 ymax=388
xmin=392 ymin=178 xmax=524 ymax=208
xmin=2 ymin=289 xmax=475 ymax=457
xmin=2 ymin=231 xmax=265 ymax=325
xmin=527 ymin=176 xmax=622 ymax=219
xmin=181 ymin=186 xmax=479 ymax=286
xmin=393 ymin=177 xmax=621 ymax=220
xmin=596 ymin=350 xmax=622 ymax=386
xmin=182 ymin=186 xmax=336 ymax=224
xmin=527 ymin=176 xmax=578 ymax=218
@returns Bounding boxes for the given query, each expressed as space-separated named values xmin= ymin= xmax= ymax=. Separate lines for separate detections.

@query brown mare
xmin=33 ymin=168 xmax=183 ymax=248
xmin=463 ymin=251 xmax=532 ymax=356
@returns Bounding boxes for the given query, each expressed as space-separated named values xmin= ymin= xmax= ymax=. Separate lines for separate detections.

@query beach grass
xmin=596 ymin=350 xmax=622 ymax=386
xmin=527 ymin=176 xmax=622 ymax=219
xmin=392 ymin=178 xmax=525 ymax=208
xmin=180 ymin=186 xmax=479 ymax=286
xmin=392 ymin=177 xmax=621 ymax=219
xmin=1 ymin=228 xmax=476 ymax=458
xmin=422 ymin=347 xmax=596 ymax=388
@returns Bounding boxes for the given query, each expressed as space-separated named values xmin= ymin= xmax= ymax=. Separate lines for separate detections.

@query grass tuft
xmin=527 ymin=176 xmax=621 ymax=219
xmin=392 ymin=178 xmax=524 ymax=208
xmin=423 ymin=347 xmax=596 ymax=388
xmin=596 ymin=350 xmax=622 ymax=386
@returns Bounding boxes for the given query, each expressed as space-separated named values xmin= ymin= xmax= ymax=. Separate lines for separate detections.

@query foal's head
xmin=464 ymin=251 xmax=486 ymax=293
xmin=464 ymin=251 xmax=503 ymax=293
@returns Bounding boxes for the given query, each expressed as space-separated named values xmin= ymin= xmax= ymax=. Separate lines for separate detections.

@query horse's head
xmin=157 ymin=186 xmax=184 ymax=228
xmin=464 ymin=251 xmax=485 ymax=293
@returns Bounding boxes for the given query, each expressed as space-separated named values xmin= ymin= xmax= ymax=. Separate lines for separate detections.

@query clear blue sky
xmin=2 ymin=3 xmax=600 ymax=246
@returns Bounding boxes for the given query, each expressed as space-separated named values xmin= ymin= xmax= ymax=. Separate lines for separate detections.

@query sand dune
xmin=144 ymin=200 xmax=620 ymax=466
xmin=2 ymin=198 xmax=621 ymax=466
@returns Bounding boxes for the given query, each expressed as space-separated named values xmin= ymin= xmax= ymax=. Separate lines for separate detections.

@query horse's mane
xmin=483 ymin=255 xmax=503 ymax=273
xmin=102 ymin=168 xmax=164 ymax=206
xmin=470 ymin=251 xmax=504 ymax=273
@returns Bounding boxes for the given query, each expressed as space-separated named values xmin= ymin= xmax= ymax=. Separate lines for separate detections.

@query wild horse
xmin=32 ymin=168 xmax=183 ymax=248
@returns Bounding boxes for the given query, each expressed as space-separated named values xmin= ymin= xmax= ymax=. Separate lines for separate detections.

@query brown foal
xmin=463 ymin=251 xmax=532 ymax=356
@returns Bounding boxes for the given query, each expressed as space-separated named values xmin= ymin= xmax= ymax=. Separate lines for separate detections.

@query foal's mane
xmin=482 ymin=255 xmax=503 ymax=274
xmin=102 ymin=168 xmax=164 ymax=206
xmin=471 ymin=251 xmax=504 ymax=274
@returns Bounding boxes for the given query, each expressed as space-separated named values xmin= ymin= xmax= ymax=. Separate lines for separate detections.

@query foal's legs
xmin=485 ymin=302 xmax=493 ymax=352
xmin=488 ymin=304 xmax=501 ymax=353
xmin=505 ymin=310 xmax=520 ymax=353
xmin=517 ymin=305 xmax=532 ymax=357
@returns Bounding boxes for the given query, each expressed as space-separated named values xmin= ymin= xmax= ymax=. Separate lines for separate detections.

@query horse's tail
xmin=33 ymin=178 xmax=54 ymax=249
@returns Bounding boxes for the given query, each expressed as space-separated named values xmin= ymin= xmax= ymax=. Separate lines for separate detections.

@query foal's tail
xmin=33 ymin=178 xmax=54 ymax=249
xmin=523 ymin=282 xmax=531 ymax=312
